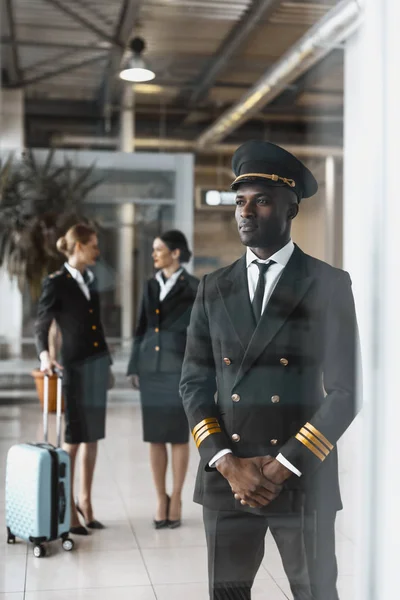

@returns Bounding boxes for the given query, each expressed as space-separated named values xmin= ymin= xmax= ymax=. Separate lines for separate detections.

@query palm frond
xmin=0 ymin=149 xmax=103 ymax=300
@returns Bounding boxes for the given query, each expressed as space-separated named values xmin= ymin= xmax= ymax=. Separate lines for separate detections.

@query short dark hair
xmin=159 ymin=230 xmax=192 ymax=264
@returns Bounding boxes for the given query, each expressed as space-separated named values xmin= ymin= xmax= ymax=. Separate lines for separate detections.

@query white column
xmin=174 ymin=154 xmax=194 ymax=272
xmin=0 ymin=89 xmax=24 ymax=357
xmin=344 ymin=0 xmax=400 ymax=598
xmin=0 ymin=89 xmax=24 ymax=150
xmin=118 ymin=85 xmax=135 ymax=348
xmin=324 ymin=156 xmax=336 ymax=266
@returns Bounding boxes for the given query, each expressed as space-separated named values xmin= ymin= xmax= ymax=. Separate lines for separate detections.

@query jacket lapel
xmin=62 ymin=266 xmax=90 ymax=304
xmin=148 ymin=278 xmax=161 ymax=308
xmin=162 ymin=269 xmax=190 ymax=304
xmin=216 ymin=256 xmax=255 ymax=351
xmin=233 ymin=246 xmax=315 ymax=387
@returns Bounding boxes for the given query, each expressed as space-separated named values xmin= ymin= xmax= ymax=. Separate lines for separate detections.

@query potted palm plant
xmin=0 ymin=149 xmax=102 ymax=410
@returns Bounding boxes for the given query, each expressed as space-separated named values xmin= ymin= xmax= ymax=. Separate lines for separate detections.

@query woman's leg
xmin=169 ymin=443 xmax=189 ymax=521
xmin=78 ymin=441 xmax=98 ymax=522
xmin=149 ymin=443 xmax=169 ymax=520
xmin=63 ymin=442 xmax=80 ymax=527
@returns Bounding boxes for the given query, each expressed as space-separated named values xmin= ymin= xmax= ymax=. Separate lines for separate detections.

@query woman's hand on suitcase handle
xmin=216 ymin=454 xmax=282 ymax=508
xmin=39 ymin=351 xmax=63 ymax=376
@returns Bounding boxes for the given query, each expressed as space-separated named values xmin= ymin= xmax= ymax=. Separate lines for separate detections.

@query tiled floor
xmin=0 ymin=399 xmax=358 ymax=599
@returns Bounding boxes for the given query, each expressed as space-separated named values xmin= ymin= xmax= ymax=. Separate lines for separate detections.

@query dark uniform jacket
xmin=127 ymin=269 xmax=199 ymax=376
xmin=35 ymin=266 xmax=111 ymax=368
xmin=180 ymin=245 xmax=359 ymax=515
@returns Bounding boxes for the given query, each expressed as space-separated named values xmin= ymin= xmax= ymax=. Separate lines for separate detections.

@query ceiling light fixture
xmin=119 ymin=37 xmax=155 ymax=83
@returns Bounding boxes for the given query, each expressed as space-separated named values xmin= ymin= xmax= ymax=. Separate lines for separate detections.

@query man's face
xmin=234 ymin=182 xmax=297 ymax=248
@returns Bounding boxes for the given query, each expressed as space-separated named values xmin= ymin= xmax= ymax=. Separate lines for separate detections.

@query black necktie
xmin=83 ymin=270 xmax=91 ymax=286
xmin=252 ymin=261 xmax=274 ymax=323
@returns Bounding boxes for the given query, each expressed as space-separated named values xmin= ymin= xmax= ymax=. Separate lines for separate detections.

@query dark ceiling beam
xmin=185 ymin=0 xmax=281 ymax=107
xmin=23 ymin=49 xmax=88 ymax=73
xmin=26 ymin=99 xmax=99 ymax=117
xmin=8 ymin=53 xmax=108 ymax=88
xmin=97 ymin=0 xmax=142 ymax=121
xmin=42 ymin=0 xmax=123 ymax=48
xmin=4 ymin=0 xmax=23 ymax=85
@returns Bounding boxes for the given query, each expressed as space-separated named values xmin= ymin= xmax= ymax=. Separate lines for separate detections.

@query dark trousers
xmin=203 ymin=507 xmax=339 ymax=600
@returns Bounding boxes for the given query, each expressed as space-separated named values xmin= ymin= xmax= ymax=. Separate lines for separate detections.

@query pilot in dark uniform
xmin=180 ymin=141 xmax=359 ymax=600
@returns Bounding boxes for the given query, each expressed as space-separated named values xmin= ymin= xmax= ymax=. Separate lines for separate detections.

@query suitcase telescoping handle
xmin=43 ymin=368 xmax=63 ymax=448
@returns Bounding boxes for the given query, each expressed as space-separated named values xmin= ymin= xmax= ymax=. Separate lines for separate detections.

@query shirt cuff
xmin=277 ymin=453 xmax=302 ymax=477
xmin=209 ymin=449 xmax=232 ymax=468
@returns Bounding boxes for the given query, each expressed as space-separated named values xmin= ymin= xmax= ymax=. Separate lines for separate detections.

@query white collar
xmin=155 ymin=267 xmax=183 ymax=286
xmin=246 ymin=240 xmax=295 ymax=269
xmin=64 ymin=262 xmax=94 ymax=284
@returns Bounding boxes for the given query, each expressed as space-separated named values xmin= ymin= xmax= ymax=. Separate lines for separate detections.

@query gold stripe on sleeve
xmin=295 ymin=432 xmax=326 ymax=461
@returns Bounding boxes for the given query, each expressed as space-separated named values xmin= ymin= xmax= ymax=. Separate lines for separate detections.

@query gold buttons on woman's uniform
xmin=280 ymin=358 xmax=289 ymax=366
xmin=155 ymin=309 xmax=160 ymax=315
xmin=223 ymin=358 xmax=232 ymax=366
xmin=270 ymin=439 xmax=278 ymax=446
xmin=155 ymin=346 xmax=160 ymax=352
xmin=231 ymin=394 xmax=240 ymax=403
xmin=92 ymin=325 xmax=97 ymax=331
xmin=232 ymin=433 xmax=241 ymax=443
xmin=93 ymin=342 xmax=99 ymax=348
xmin=155 ymin=328 xmax=159 ymax=333
xmin=271 ymin=395 xmax=280 ymax=404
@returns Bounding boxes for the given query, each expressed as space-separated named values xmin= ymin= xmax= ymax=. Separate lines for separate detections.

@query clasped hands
xmin=216 ymin=453 xmax=292 ymax=509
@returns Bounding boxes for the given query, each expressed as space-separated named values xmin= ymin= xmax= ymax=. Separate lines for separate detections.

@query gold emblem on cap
xmin=232 ymin=173 xmax=296 ymax=188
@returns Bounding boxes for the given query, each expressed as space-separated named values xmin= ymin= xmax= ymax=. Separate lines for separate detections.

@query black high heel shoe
xmin=70 ymin=525 xmax=89 ymax=536
xmin=76 ymin=502 xmax=105 ymax=530
xmin=153 ymin=495 xmax=170 ymax=530
xmin=168 ymin=499 xmax=182 ymax=529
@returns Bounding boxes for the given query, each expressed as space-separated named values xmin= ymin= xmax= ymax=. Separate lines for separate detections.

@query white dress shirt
xmin=64 ymin=262 xmax=94 ymax=301
xmin=209 ymin=240 xmax=302 ymax=477
xmin=156 ymin=268 xmax=183 ymax=302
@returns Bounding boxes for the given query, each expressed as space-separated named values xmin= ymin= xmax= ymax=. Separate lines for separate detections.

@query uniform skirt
xmin=62 ymin=354 xmax=110 ymax=444
xmin=139 ymin=372 xmax=189 ymax=444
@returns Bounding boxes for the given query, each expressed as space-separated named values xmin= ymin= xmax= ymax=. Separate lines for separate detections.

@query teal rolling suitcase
xmin=5 ymin=372 xmax=74 ymax=557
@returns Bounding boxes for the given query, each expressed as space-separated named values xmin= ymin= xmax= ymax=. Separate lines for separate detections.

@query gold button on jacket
xmin=231 ymin=394 xmax=240 ymax=403
xmin=232 ymin=433 xmax=241 ymax=442
xmin=271 ymin=395 xmax=280 ymax=404
xmin=280 ymin=358 xmax=289 ymax=366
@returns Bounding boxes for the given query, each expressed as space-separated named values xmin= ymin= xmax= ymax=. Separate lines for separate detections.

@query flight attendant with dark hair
xmin=127 ymin=230 xmax=199 ymax=529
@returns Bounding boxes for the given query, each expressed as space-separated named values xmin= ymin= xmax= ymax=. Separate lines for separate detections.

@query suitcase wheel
xmin=62 ymin=538 xmax=74 ymax=552
xmin=6 ymin=528 xmax=16 ymax=544
xmin=33 ymin=544 xmax=46 ymax=558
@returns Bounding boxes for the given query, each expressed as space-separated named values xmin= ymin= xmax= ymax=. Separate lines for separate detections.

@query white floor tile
xmin=0 ymin=555 xmax=26 ymax=593
xmin=0 ymin=402 xmax=362 ymax=598
xmin=252 ymin=579 xmax=289 ymax=599
xmin=261 ymin=534 xmax=287 ymax=580
xmin=273 ymin=578 xmax=291 ymax=598
xmin=25 ymin=549 xmax=150 ymax=591
xmin=142 ymin=546 xmax=208 ymax=585
xmin=25 ymin=587 xmax=156 ymax=600
xmin=69 ymin=521 xmax=138 ymax=552
xmin=154 ymin=582 xmax=209 ymax=600
xmin=131 ymin=519 xmax=206 ymax=550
